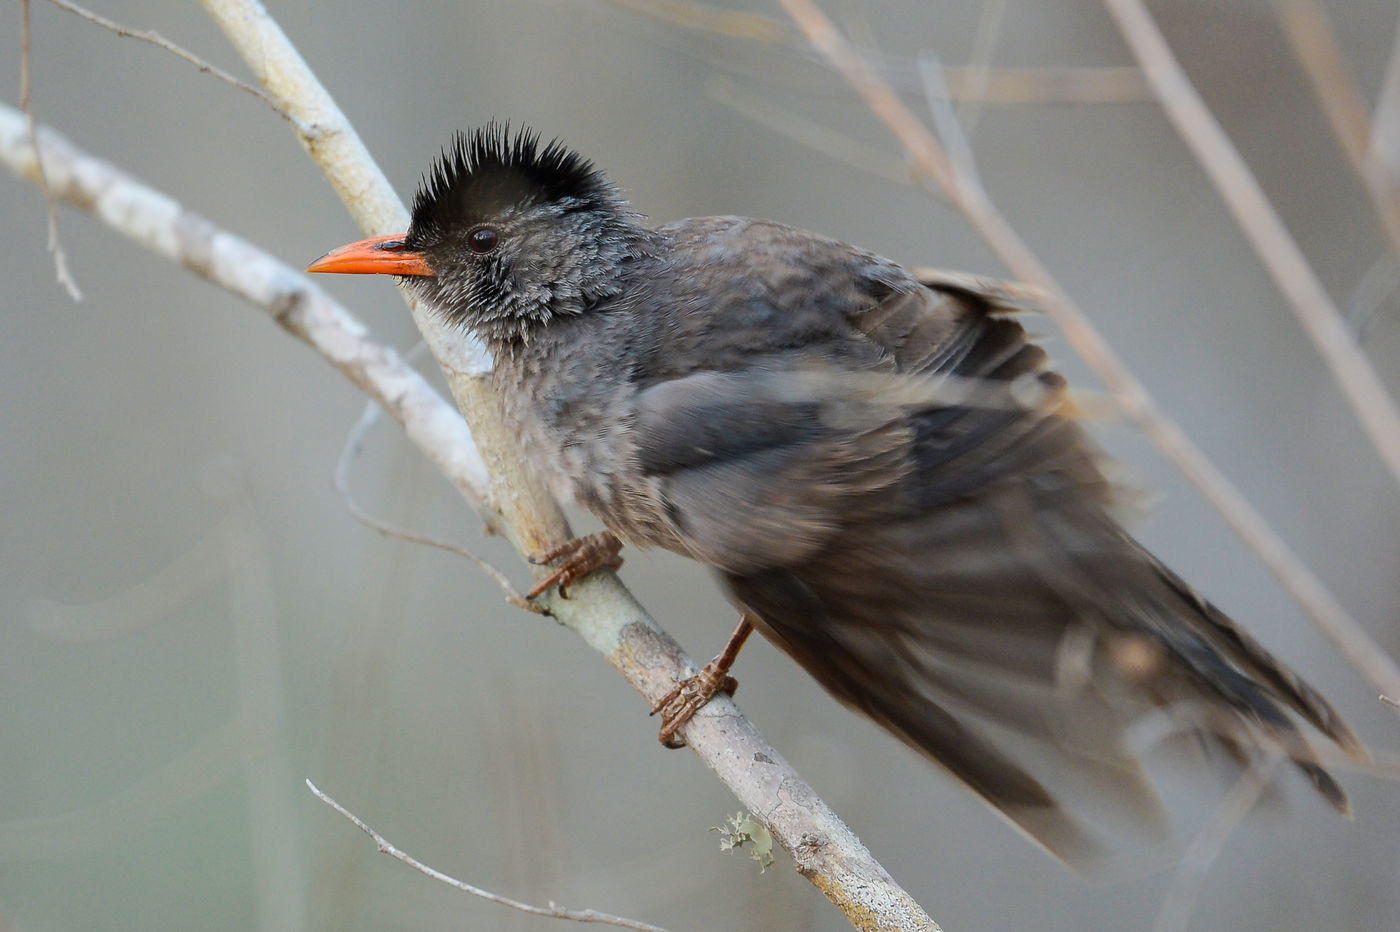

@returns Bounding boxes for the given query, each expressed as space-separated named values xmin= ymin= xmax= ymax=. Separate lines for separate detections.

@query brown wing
xmin=625 ymin=256 xmax=1359 ymax=865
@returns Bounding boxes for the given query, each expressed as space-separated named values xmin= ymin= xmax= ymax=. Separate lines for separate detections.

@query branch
xmin=0 ymin=90 xmax=937 ymax=930
xmin=306 ymin=780 xmax=671 ymax=932
xmin=0 ymin=103 xmax=491 ymax=516
xmin=44 ymin=0 xmax=290 ymax=122
xmin=15 ymin=0 xmax=944 ymax=927
xmin=1103 ymin=0 xmax=1400 ymax=495
xmin=334 ymin=397 xmax=540 ymax=613
xmin=19 ymin=0 xmax=81 ymax=300
xmin=602 ymin=0 xmax=1154 ymax=104
xmin=771 ymin=0 xmax=1400 ymax=712
xmin=1369 ymin=8 xmax=1400 ymax=186
xmin=1271 ymin=0 xmax=1400 ymax=269
xmin=1151 ymin=756 xmax=1277 ymax=932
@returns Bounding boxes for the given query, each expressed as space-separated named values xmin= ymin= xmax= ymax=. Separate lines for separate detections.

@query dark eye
xmin=467 ymin=227 xmax=499 ymax=254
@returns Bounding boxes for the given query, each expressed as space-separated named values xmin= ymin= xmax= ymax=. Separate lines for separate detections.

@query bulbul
xmin=310 ymin=124 xmax=1363 ymax=865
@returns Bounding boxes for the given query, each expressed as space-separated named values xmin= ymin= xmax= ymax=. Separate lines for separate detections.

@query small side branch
xmin=334 ymin=399 xmax=540 ymax=613
xmin=19 ymin=0 xmax=81 ymax=300
xmin=44 ymin=0 xmax=291 ymax=122
xmin=305 ymin=780 xmax=670 ymax=932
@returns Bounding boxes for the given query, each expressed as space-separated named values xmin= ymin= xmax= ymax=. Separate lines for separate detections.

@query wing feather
xmin=620 ymin=250 xmax=1355 ymax=862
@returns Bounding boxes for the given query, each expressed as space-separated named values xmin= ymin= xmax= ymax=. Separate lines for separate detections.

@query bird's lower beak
xmin=306 ymin=234 xmax=433 ymax=277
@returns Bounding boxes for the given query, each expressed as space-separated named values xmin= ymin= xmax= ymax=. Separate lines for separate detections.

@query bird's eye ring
xmin=467 ymin=226 xmax=499 ymax=254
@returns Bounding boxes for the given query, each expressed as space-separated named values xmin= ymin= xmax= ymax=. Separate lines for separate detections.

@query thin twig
xmin=305 ymin=780 xmax=671 ymax=932
xmin=1271 ymin=0 xmax=1400 ymax=278
xmin=916 ymin=52 xmax=982 ymax=189
xmin=602 ymin=0 xmax=1152 ymax=105
xmin=602 ymin=0 xmax=790 ymax=42
xmin=19 ymin=0 xmax=81 ymax=301
xmin=44 ymin=0 xmax=293 ymax=124
xmin=1371 ymin=9 xmax=1400 ymax=180
xmin=1152 ymin=757 xmax=1278 ymax=932
xmin=773 ymin=0 xmax=1400 ymax=715
xmin=335 ymin=398 xmax=542 ymax=613
xmin=954 ymin=0 xmax=1008 ymax=137
xmin=937 ymin=65 xmax=1151 ymax=105
xmin=704 ymin=76 xmax=916 ymax=187
xmin=1344 ymin=254 xmax=1399 ymax=341
xmin=1104 ymin=0 xmax=1400 ymax=495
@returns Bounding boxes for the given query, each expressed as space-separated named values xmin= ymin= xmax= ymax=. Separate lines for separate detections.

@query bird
xmin=309 ymin=123 xmax=1364 ymax=866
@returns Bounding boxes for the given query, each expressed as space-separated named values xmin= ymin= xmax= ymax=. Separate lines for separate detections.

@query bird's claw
xmin=527 ymin=531 xmax=623 ymax=600
xmin=650 ymin=662 xmax=739 ymax=749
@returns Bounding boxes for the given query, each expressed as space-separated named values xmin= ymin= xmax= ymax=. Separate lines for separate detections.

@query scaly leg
xmin=527 ymin=531 xmax=624 ymax=600
xmin=652 ymin=615 xmax=756 ymax=748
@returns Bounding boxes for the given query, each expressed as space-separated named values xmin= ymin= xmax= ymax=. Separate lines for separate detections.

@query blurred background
xmin=3 ymin=1 xmax=1400 ymax=929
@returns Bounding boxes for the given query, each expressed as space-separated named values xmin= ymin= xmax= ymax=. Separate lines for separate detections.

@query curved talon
xmin=651 ymin=615 xmax=755 ymax=748
xmin=526 ymin=531 xmax=624 ymax=600
xmin=651 ymin=665 xmax=740 ymax=749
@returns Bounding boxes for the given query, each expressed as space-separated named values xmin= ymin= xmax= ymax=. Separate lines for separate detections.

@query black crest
xmin=409 ymin=123 xmax=618 ymax=239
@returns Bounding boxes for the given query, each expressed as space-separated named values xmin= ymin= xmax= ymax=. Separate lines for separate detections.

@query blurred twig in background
xmin=765 ymin=0 xmax=1400 ymax=715
xmin=1104 ymin=0 xmax=1400 ymax=499
xmin=1272 ymin=0 xmax=1400 ymax=269
xmin=604 ymin=0 xmax=1154 ymax=105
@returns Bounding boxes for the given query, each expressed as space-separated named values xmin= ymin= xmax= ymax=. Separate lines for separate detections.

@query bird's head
xmin=309 ymin=124 xmax=653 ymax=344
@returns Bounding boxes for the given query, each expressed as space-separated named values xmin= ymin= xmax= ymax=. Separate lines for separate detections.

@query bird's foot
xmin=527 ymin=531 xmax=623 ymax=599
xmin=651 ymin=662 xmax=740 ymax=749
xmin=650 ymin=615 xmax=755 ymax=748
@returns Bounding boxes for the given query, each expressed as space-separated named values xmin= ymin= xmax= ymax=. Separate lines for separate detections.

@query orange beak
xmin=306 ymin=233 xmax=433 ymax=277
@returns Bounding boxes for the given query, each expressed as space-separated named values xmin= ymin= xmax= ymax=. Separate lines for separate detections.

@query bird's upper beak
xmin=306 ymin=234 xmax=434 ymax=277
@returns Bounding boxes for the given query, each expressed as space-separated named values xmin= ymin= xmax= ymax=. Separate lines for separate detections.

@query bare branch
xmin=1104 ymin=0 xmax=1400 ymax=495
xmin=1345 ymin=254 xmax=1400 ymax=340
xmin=704 ymin=76 xmax=916 ymax=187
xmin=916 ymin=52 xmax=983 ymax=189
xmin=937 ymin=65 xmax=1151 ymax=105
xmin=19 ymin=0 xmax=81 ymax=301
xmin=953 ymin=0 xmax=1008 ymax=136
xmin=1271 ymin=0 xmax=1400 ymax=277
xmin=0 ymin=102 xmax=491 ymax=514
xmin=335 ymin=398 xmax=542 ymax=613
xmin=772 ymin=0 xmax=1400 ymax=713
xmin=602 ymin=0 xmax=790 ymax=42
xmin=602 ymin=0 xmax=1155 ymax=105
xmin=0 ymin=87 xmax=938 ymax=929
xmin=1370 ymin=8 xmax=1400 ymax=183
xmin=44 ymin=0 xmax=291 ymax=122
xmin=193 ymin=2 xmax=944 ymax=928
xmin=1151 ymin=756 xmax=1277 ymax=932
xmin=305 ymin=780 xmax=671 ymax=932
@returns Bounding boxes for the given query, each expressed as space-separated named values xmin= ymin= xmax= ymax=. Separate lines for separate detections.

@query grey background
xmin=3 ymin=1 xmax=1399 ymax=929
